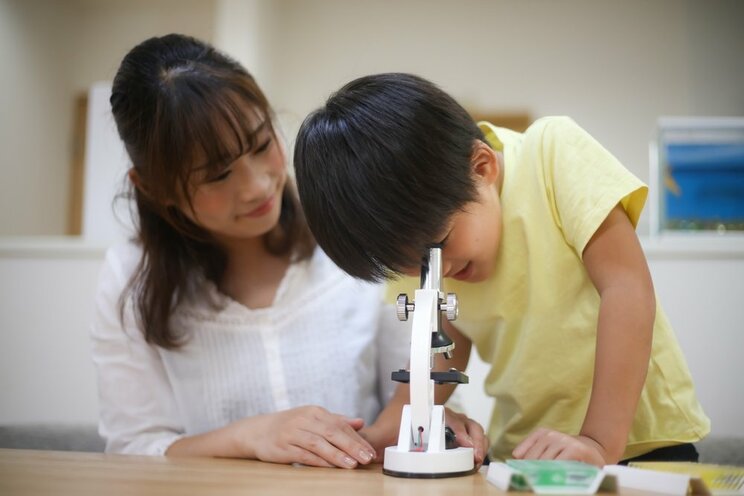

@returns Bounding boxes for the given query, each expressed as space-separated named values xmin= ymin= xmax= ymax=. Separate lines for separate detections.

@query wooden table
xmin=0 ymin=449 xmax=649 ymax=495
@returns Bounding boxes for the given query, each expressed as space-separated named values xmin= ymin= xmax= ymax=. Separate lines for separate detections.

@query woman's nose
xmin=235 ymin=158 xmax=271 ymax=200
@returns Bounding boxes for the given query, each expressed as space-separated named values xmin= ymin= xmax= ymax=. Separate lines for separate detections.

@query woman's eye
xmin=207 ymin=169 xmax=231 ymax=183
xmin=253 ymin=138 xmax=272 ymax=154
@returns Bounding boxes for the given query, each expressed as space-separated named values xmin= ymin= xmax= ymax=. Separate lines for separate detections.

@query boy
xmin=293 ymin=73 xmax=709 ymax=465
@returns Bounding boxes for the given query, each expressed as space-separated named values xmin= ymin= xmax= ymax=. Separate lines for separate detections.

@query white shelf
xmin=0 ymin=236 xmax=109 ymax=259
xmin=641 ymin=233 xmax=744 ymax=259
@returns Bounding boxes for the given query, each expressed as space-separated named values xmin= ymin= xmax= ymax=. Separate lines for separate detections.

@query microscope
xmin=383 ymin=245 xmax=475 ymax=478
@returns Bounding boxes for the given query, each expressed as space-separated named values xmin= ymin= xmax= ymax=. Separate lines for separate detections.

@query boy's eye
xmin=438 ymin=232 xmax=451 ymax=247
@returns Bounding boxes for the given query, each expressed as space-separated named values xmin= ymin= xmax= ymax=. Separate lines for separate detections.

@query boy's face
xmin=404 ymin=146 xmax=504 ymax=283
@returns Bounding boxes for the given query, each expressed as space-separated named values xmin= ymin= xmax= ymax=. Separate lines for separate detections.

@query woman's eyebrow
xmin=250 ymin=120 xmax=268 ymax=135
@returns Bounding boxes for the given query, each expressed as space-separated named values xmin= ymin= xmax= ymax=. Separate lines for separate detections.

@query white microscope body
xmin=383 ymin=246 xmax=475 ymax=478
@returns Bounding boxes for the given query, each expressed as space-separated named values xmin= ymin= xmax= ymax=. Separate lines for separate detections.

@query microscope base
xmin=382 ymin=446 xmax=475 ymax=478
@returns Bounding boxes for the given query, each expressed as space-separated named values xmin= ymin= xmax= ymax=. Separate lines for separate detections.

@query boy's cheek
xmin=401 ymin=267 xmax=421 ymax=278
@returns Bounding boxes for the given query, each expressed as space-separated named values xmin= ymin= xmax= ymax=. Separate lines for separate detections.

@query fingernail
xmin=344 ymin=456 xmax=357 ymax=468
xmin=360 ymin=450 xmax=374 ymax=462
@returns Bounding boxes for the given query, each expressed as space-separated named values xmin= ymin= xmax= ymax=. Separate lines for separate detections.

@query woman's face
xmin=180 ymin=117 xmax=287 ymax=244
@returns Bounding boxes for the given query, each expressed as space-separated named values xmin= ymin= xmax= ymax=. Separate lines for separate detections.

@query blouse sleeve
xmin=374 ymin=298 xmax=411 ymax=405
xmin=90 ymin=244 xmax=185 ymax=455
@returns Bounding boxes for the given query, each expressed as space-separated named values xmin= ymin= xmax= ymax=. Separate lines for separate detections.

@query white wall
xmin=0 ymin=241 xmax=104 ymax=424
xmin=80 ymin=83 xmax=133 ymax=246
xmin=648 ymin=251 xmax=744 ymax=437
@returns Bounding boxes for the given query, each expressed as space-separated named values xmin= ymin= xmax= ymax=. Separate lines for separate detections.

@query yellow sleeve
xmin=538 ymin=117 xmax=648 ymax=256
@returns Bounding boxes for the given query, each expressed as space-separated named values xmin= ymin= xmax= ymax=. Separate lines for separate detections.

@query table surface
xmin=0 ymin=448 xmax=651 ymax=495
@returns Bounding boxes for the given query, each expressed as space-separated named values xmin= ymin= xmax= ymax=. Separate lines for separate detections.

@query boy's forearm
xmin=579 ymin=284 xmax=655 ymax=463
xmin=434 ymin=320 xmax=472 ymax=404
xmin=371 ymin=384 xmax=408 ymax=432
xmin=579 ymin=204 xmax=656 ymax=463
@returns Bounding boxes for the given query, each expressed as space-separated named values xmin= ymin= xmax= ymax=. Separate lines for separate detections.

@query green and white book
xmin=487 ymin=460 xmax=617 ymax=494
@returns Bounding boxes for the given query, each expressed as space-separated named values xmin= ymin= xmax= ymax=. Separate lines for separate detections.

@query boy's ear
xmin=471 ymin=140 xmax=501 ymax=186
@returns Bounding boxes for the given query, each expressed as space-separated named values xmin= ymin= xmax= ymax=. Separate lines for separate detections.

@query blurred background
xmin=1 ymin=0 xmax=743 ymax=448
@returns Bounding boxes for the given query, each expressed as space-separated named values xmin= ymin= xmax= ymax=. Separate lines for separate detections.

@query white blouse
xmin=91 ymin=242 xmax=410 ymax=455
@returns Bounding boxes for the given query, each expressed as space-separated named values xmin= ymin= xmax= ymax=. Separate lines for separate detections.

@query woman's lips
xmin=242 ymin=195 xmax=275 ymax=218
xmin=451 ymin=262 xmax=473 ymax=281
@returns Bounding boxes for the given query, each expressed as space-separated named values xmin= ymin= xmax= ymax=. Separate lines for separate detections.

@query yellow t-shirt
xmin=387 ymin=116 xmax=710 ymax=461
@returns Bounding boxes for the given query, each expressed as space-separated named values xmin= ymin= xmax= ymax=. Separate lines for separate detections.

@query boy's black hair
xmin=294 ymin=73 xmax=485 ymax=281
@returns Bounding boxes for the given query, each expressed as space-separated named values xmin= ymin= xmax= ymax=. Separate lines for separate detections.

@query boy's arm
xmin=580 ymin=204 xmax=655 ymax=462
xmin=435 ymin=319 xmax=472 ymax=404
xmin=437 ymin=321 xmax=488 ymax=464
xmin=513 ymin=204 xmax=654 ymax=465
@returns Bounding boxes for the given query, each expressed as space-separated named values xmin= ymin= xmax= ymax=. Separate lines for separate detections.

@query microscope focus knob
xmin=396 ymin=294 xmax=414 ymax=321
xmin=444 ymin=293 xmax=459 ymax=321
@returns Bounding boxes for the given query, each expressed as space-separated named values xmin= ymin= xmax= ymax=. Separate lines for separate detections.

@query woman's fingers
xmin=285 ymin=444 xmax=336 ymax=468
xmin=307 ymin=413 xmax=376 ymax=466
xmin=293 ymin=429 xmax=365 ymax=468
xmin=288 ymin=408 xmax=375 ymax=467
xmin=254 ymin=407 xmax=376 ymax=468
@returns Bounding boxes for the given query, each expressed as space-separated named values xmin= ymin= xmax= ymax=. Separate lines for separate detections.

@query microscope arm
xmin=408 ymin=287 xmax=439 ymax=448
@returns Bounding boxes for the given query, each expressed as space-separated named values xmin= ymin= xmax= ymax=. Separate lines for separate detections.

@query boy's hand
xmin=512 ymin=428 xmax=608 ymax=467
xmin=445 ymin=407 xmax=489 ymax=467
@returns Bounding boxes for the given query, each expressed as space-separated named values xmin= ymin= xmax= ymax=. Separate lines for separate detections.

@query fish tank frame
xmin=649 ymin=117 xmax=744 ymax=236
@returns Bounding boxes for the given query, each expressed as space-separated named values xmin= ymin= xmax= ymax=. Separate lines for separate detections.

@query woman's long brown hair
xmin=110 ymin=34 xmax=313 ymax=348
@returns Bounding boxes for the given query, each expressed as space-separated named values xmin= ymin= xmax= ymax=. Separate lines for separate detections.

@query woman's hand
xmin=357 ymin=423 xmax=396 ymax=461
xmin=445 ymin=407 xmax=489 ymax=467
xmin=512 ymin=428 xmax=608 ymax=466
xmin=246 ymin=406 xmax=378 ymax=468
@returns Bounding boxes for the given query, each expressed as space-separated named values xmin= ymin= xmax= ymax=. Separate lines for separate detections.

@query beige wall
xmin=2 ymin=0 xmax=742 ymax=236
xmin=0 ymin=0 xmax=216 ymax=236
xmin=0 ymin=0 xmax=74 ymax=236
xmin=264 ymin=0 xmax=743 ymax=236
